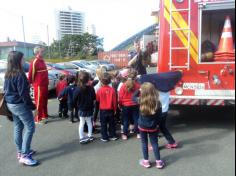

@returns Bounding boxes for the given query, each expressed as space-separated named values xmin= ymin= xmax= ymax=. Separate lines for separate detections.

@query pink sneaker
xmin=137 ymin=134 xmax=141 ymax=139
xmin=156 ymin=160 xmax=165 ymax=169
xmin=17 ymin=150 xmax=36 ymax=160
xmin=139 ymin=159 xmax=151 ymax=168
xmin=166 ymin=143 xmax=178 ymax=149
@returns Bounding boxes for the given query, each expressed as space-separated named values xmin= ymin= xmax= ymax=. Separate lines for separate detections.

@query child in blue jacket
xmin=58 ymin=75 xmax=77 ymax=123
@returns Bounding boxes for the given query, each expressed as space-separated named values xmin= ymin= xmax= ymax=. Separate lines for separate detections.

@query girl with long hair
xmin=133 ymin=83 xmax=164 ymax=169
xmin=4 ymin=51 xmax=38 ymax=166
xmin=73 ymin=71 xmax=96 ymax=144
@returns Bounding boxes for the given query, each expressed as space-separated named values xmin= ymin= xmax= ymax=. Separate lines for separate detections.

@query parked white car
xmin=90 ymin=60 xmax=116 ymax=71
xmin=68 ymin=62 xmax=96 ymax=78
xmin=71 ymin=60 xmax=98 ymax=71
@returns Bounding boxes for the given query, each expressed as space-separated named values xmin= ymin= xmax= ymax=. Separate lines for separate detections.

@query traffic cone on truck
xmin=214 ymin=16 xmax=235 ymax=62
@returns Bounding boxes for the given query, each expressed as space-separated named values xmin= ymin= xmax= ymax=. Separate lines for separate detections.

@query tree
xmin=48 ymin=33 xmax=104 ymax=59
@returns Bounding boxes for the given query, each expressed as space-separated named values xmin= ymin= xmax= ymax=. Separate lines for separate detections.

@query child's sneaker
xmin=122 ymin=134 xmax=128 ymax=140
xmin=88 ymin=136 xmax=95 ymax=142
xmin=137 ymin=134 xmax=141 ymax=139
xmin=130 ymin=130 xmax=135 ymax=134
xmin=165 ymin=143 xmax=178 ymax=149
xmin=109 ymin=137 xmax=119 ymax=141
xmin=100 ymin=138 xmax=109 ymax=142
xmin=129 ymin=125 xmax=134 ymax=134
xmin=19 ymin=155 xmax=38 ymax=166
xmin=80 ymin=137 xmax=89 ymax=144
xmin=156 ymin=160 xmax=165 ymax=169
xmin=139 ymin=159 xmax=151 ymax=168
xmin=18 ymin=149 xmax=36 ymax=160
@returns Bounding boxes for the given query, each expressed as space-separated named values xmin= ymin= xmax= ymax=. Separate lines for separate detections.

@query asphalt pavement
xmin=0 ymin=97 xmax=235 ymax=176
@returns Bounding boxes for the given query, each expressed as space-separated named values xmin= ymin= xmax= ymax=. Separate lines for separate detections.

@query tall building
xmin=55 ymin=8 xmax=85 ymax=40
xmin=86 ymin=24 xmax=96 ymax=35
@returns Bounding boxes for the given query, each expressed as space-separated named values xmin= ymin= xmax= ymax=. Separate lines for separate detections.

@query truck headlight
xmin=175 ymin=87 xmax=183 ymax=95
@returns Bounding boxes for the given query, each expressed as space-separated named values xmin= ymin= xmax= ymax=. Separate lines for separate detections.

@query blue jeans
xmin=122 ymin=105 xmax=139 ymax=135
xmin=7 ymin=103 xmax=35 ymax=155
xmin=140 ymin=131 xmax=160 ymax=161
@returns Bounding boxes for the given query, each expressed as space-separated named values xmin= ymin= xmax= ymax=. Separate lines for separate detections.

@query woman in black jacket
xmin=4 ymin=51 xmax=38 ymax=166
xmin=133 ymin=82 xmax=164 ymax=169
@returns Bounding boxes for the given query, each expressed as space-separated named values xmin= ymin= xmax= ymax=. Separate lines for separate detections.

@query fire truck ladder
xmin=169 ymin=0 xmax=191 ymax=71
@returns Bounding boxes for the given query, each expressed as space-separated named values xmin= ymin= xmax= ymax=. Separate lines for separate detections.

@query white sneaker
xmin=19 ymin=156 xmax=38 ymax=166
xmin=80 ymin=137 xmax=89 ymax=144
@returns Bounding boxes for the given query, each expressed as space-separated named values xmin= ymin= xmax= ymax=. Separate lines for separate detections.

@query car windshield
xmin=72 ymin=62 xmax=86 ymax=68
xmin=80 ymin=61 xmax=90 ymax=66
xmin=52 ymin=64 xmax=66 ymax=70
xmin=57 ymin=63 xmax=78 ymax=69
xmin=86 ymin=62 xmax=93 ymax=66
xmin=90 ymin=61 xmax=99 ymax=66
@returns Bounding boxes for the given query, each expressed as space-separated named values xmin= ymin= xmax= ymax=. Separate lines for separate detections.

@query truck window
xmin=200 ymin=4 xmax=235 ymax=63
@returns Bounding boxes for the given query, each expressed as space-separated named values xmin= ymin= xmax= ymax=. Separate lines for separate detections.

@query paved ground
xmin=0 ymin=97 xmax=235 ymax=176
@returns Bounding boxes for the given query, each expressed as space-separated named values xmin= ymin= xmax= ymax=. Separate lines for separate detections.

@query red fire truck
xmin=157 ymin=0 xmax=235 ymax=106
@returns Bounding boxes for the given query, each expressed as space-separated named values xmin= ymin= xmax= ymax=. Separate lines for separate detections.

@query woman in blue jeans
xmin=4 ymin=51 xmax=38 ymax=166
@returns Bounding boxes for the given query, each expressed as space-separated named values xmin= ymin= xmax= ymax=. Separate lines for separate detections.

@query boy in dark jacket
xmin=58 ymin=75 xmax=77 ymax=123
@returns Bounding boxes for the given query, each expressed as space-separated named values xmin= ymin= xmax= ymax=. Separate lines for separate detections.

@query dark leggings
xmin=140 ymin=131 xmax=160 ymax=161
xmin=122 ymin=105 xmax=139 ymax=135
xmin=59 ymin=100 xmax=68 ymax=116
xmin=159 ymin=112 xmax=175 ymax=144
xmin=93 ymin=101 xmax=100 ymax=123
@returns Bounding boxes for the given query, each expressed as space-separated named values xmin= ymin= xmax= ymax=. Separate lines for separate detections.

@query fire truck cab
xmin=157 ymin=0 xmax=235 ymax=106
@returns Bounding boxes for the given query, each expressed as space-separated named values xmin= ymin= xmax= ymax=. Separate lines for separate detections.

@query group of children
xmin=56 ymin=67 xmax=178 ymax=169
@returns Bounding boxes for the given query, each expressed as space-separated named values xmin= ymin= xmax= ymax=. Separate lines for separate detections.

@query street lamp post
xmin=57 ymin=30 xmax=62 ymax=58
xmin=47 ymin=25 xmax=51 ymax=59
xmin=21 ymin=16 xmax=27 ymax=57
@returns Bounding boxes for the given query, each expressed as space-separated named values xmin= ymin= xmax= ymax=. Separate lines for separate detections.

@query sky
xmin=0 ymin=0 xmax=158 ymax=50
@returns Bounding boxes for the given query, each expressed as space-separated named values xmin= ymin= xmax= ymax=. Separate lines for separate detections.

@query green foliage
xmin=47 ymin=33 xmax=103 ymax=60
xmin=45 ymin=56 xmax=97 ymax=63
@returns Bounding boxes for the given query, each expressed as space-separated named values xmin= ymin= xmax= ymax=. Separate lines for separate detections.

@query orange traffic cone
xmin=215 ymin=16 xmax=235 ymax=61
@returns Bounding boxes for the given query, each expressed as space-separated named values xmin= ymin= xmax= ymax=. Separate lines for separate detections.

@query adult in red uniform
xmin=28 ymin=46 xmax=49 ymax=124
